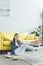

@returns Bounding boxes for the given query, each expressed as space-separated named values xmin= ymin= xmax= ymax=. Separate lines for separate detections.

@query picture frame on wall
xmin=0 ymin=0 xmax=10 ymax=16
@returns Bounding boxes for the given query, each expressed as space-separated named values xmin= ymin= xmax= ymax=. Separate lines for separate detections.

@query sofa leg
xmin=2 ymin=50 xmax=12 ymax=54
xmin=0 ymin=50 xmax=2 ymax=54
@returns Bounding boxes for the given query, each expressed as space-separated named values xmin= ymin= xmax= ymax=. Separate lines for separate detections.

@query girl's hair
xmin=13 ymin=33 xmax=19 ymax=42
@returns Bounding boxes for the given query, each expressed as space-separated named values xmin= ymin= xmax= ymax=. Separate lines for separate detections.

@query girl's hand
xmin=19 ymin=43 xmax=23 ymax=47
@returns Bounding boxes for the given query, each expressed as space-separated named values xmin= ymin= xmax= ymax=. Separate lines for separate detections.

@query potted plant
xmin=31 ymin=25 xmax=42 ymax=37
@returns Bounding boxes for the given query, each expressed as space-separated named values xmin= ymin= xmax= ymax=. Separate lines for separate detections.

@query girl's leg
xmin=15 ymin=44 xmax=26 ymax=55
xmin=15 ymin=44 xmax=33 ymax=55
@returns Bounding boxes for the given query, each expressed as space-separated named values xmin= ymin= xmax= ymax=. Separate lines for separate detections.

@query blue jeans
xmin=11 ymin=46 xmax=18 ymax=54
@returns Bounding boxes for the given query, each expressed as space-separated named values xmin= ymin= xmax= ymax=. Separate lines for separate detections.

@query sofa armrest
xmin=3 ymin=41 xmax=11 ymax=46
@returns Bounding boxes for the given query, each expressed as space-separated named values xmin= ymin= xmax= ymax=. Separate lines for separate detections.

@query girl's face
xmin=15 ymin=35 xmax=19 ymax=40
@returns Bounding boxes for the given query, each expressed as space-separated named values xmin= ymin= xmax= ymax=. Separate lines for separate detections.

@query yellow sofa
xmin=0 ymin=32 xmax=38 ymax=51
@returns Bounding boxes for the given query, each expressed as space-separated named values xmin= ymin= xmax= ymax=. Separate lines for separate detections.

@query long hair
xmin=13 ymin=33 xmax=18 ymax=42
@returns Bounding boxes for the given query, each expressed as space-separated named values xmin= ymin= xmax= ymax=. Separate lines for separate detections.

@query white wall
xmin=0 ymin=0 xmax=43 ymax=33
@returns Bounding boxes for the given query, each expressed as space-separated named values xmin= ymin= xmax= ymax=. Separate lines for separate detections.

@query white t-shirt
xmin=15 ymin=42 xmax=19 ymax=46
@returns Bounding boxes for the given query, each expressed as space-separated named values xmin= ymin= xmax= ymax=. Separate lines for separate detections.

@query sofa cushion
xmin=34 ymin=36 xmax=38 ymax=40
xmin=18 ymin=33 xmax=28 ymax=41
xmin=24 ymin=34 xmax=35 ymax=40
xmin=3 ymin=41 xmax=10 ymax=46
xmin=1 ymin=32 xmax=16 ymax=41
